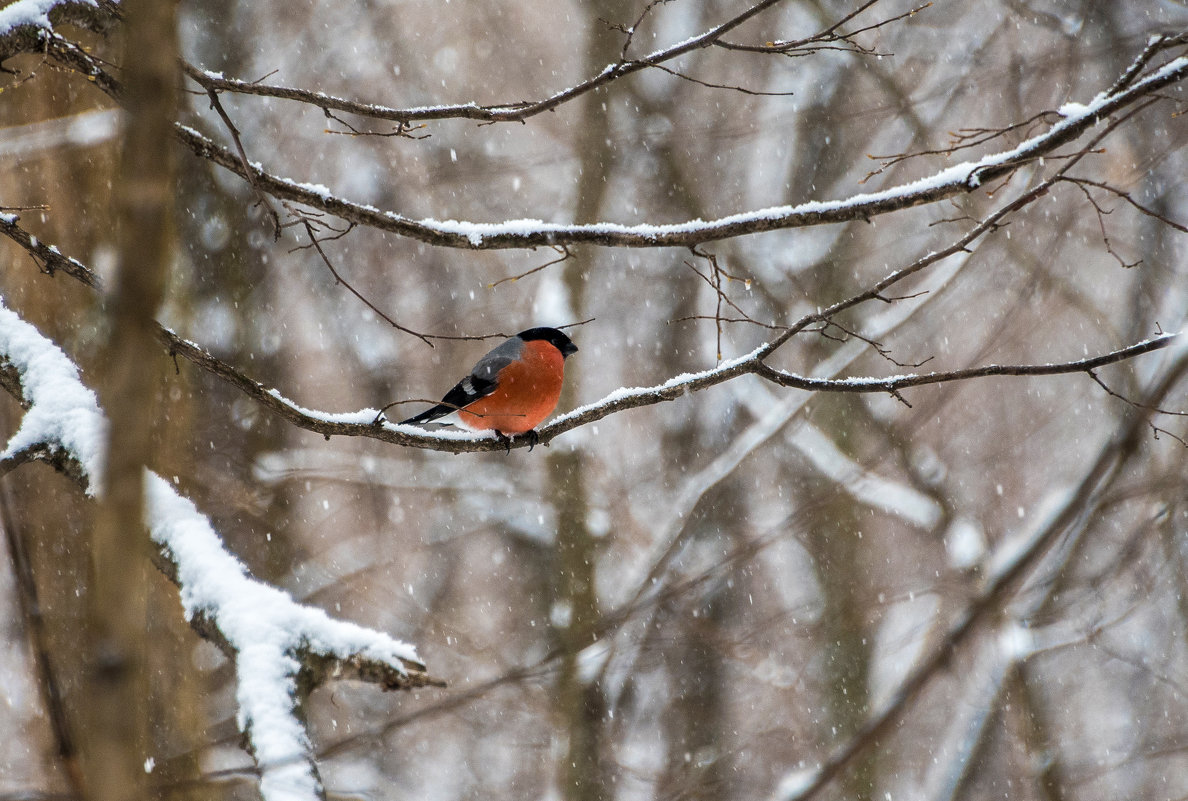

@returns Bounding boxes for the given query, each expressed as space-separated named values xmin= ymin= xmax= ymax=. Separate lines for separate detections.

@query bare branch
xmin=756 ymin=334 xmax=1180 ymax=395
xmin=864 ymin=112 xmax=1059 ymax=184
xmin=609 ymin=0 xmax=676 ymax=61
xmin=1058 ymin=175 xmax=1188 ymax=233
xmin=488 ymin=245 xmax=574 ymax=288
xmin=715 ymin=0 xmax=902 ymax=54
xmin=180 ymin=0 xmax=792 ymax=126
xmin=292 ymin=217 xmax=433 ymax=345
xmin=685 ymin=247 xmax=766 ymax=360
xmin=202 ymin=86 xmax=282 ymax=238
xmin=643 ymin=61 xmax=797 ymax=96
xmin=1088 ymin=369 xmax=1188 ymax=417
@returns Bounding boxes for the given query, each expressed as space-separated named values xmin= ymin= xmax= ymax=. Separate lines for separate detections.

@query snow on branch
xmin=0 ymin=298 xmax=441 ymax=801
xmin=172 ymin=47 xmax=1188 ymax=250
xmin=0 ymin=208 xmax=1182 ymax=454
xmin=7 ymin=12 xmax=1185 ymax=251
xmin=754 ymin=334 xmax=1181 ymax=395
xmin=0 ymin=0 xmax=118 ymax=63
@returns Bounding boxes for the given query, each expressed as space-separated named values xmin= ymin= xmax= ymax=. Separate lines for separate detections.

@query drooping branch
xmin=0 ymin=299 xmax=441 ymax=801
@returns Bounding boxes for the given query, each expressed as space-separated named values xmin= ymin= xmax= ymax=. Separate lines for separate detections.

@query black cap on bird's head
xmin=518 ymin=327 xmax=578 ymax=358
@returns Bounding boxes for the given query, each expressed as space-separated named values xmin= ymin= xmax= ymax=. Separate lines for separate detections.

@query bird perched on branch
xmin=399 ymin=327 xmax=578 ymax=447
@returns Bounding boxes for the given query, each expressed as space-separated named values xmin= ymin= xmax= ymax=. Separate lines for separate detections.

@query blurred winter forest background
xmin=2 ymin=1 xmax=1188 ymax=801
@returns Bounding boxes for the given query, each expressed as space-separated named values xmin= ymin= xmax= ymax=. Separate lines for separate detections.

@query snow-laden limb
xmin=147 ymin=476 xmax=434 ymax=801
xmin=0 ymin=298 xmax=440 ymax=801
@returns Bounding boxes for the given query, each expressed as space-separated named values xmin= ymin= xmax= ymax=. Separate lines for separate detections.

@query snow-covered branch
xmin=7 ymin=8 xmax=1185 ymax=251
xmin=0 ymin=208 xmax=1180 ymax=453
xmin=0 ymin=0 xmax=119 ymax=64
xmin=754 ymin=334 xmax=1181 ymax=396
xmin=0 ymin=298 xmax=441 ymax=801
xmin=172 ymin=49 xmax=1188 ymax=250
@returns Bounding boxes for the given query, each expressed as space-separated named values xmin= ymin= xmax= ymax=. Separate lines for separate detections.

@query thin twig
xmin=1059 ymin=176 xmax=1188 ymax=232
xmin=863 ymin=112 xmax=1059 ymax=184
xmin=1088 ymin=369 xmax=1188 ymax=417
xmin=644 ymin=61 xmax=797 ymax=96
xmin=203 ymin=87 xmax=282 ymax=239
xmin=1064 ymin=178 xmax=1141 ymax=269
xmin=716 ymin=0 xmax=927 ymax=56
xmin=295 ymin=218 xmax=433 ymax=345
xmin=488 ymin=246 xmax=573 ymax=288
xmin=179 ymin=0 xmax=793 ymax=126
xmin=0 ymin=487 xmax=86 ymax=797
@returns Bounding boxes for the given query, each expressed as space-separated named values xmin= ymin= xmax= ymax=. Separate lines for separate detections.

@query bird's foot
xmin=495 ymin=430 xmax=540 ymax=453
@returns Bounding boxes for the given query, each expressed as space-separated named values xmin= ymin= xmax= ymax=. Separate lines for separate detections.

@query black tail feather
xmin=399 ymin=405 xmax=453 ymax=426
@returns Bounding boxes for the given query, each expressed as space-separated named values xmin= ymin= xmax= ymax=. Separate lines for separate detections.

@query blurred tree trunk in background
xmin=549 ymin=5 xmax=633 ymax=800
xmin=84 ymin=1 xmax=179 ymax=800
xmin=640 ymin=17 xmax=740 ymax=791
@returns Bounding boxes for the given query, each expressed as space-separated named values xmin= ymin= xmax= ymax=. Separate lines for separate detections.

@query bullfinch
xmin=400 ymin=327 xmax=578 ymax=445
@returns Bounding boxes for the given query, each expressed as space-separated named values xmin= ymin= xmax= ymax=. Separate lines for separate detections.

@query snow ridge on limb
xmin=0 ymin=298 xmax=440 ymax=801
xmin=0 ymin=211 xmax=1181 ymax=455
xmin=6 ymin=7 xmax=1184 ymax=250
xmin=172 ymin=48 xmax=1188 ymax=249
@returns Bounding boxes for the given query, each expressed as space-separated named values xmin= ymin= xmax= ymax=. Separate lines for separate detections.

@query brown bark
xmin=83 ymin=2 xmax=179 ymax=800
